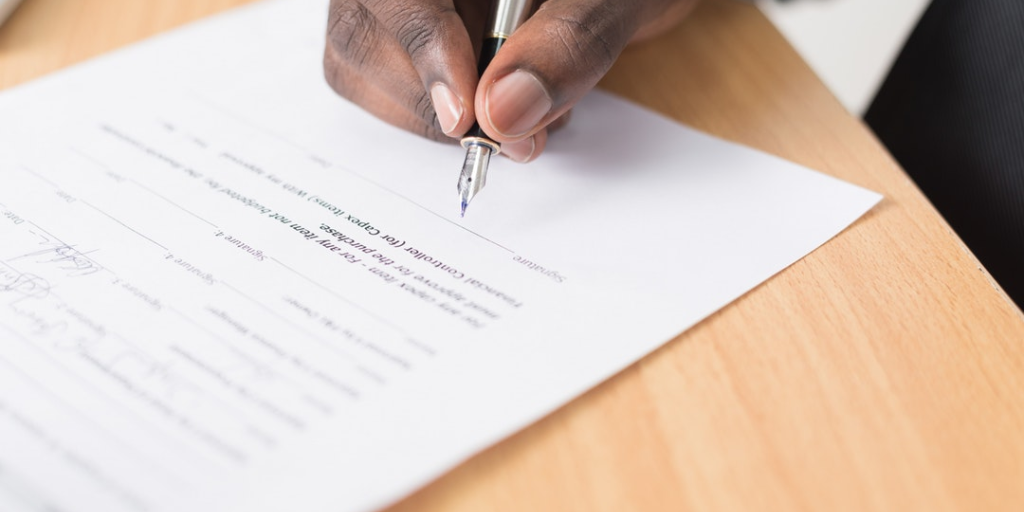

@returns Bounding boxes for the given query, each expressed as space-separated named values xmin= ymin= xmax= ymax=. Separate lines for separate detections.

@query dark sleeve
xmin=866 ymin=0 xmax=1024 ymax=308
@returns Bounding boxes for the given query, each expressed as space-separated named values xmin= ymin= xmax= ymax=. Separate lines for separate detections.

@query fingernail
xmin=502 ymin=136 xmax=536 ymax=163
xmin=430 ymin=82 xmax=463 ymax=136
xmin=486 ymin=70 xmax=552 ymax=138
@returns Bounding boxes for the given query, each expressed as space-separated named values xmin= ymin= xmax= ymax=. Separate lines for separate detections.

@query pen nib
xmin=457 ymin=140 xmax=494 ymax=217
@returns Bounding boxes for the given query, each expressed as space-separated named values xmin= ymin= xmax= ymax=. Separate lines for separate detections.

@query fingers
xmin=325 ymin=43 xmax=450 ymax=142
xmin=373 ymin=0 xmax=480 ymax=136
xmin=502 ymin=128 xmax=547 ymax=163
xmin=501 ymin=109 xmax=570 ymax=164
xmin=475 ymin=0 xmax=697 ymax=146
xmin=475 ymin=0 xmax=644 ymax=143
xmin=324 ymin=0 xmax=480 ymax=139
xmin=324 ymin=0 xmax=694 ymax=163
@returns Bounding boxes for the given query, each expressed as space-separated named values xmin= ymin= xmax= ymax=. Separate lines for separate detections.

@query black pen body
xmin=465 ymin=37 xmax=507 ymax=141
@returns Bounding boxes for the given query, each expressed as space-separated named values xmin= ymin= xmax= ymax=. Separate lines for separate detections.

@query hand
xmin=323 ymin=0 xmax=698 ymax=162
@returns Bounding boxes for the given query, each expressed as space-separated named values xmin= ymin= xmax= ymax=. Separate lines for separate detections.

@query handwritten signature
xmin=13 ymin=231 xmax=104 ymax=277
xmin=0 ymin=263 xmax=51 ymax=301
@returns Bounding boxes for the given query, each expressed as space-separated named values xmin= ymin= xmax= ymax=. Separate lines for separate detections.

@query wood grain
xmin=2 ymin=1 xmax=1022 ymax=511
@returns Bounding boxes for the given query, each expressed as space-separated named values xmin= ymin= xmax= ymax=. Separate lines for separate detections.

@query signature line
xmin=79 ymin=200 xmax=169 ymax=251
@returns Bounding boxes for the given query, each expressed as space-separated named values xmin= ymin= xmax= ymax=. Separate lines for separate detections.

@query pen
xmin=457 ymin=0 xmax=535 ymax=216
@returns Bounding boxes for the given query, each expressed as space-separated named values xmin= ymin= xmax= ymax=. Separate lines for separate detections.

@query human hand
xmin=323 ymin=0 xmax=698 ymax=162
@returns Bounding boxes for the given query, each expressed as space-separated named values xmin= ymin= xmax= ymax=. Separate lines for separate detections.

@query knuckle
xmin=327 ymin=0 xmax=380 ymax=68
xmin=382 ymin=4 xmax=454 ymax=60
xmin=411 ymin=88 xmax=440 ymax=128
xmin=542 ymin=5 xmax=626 ymax=74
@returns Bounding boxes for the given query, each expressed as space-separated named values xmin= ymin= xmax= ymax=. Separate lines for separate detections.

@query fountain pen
xmin=458 ymin=0 xmax=535 ymax=216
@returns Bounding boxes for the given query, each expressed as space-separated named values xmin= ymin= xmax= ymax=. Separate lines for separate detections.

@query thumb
xmin=475 ymin=0 xmax=641 ymax=142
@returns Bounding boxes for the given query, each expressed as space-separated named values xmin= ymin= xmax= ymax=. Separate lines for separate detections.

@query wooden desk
xmin=2 ymin=1 xmax=1023 ymax=511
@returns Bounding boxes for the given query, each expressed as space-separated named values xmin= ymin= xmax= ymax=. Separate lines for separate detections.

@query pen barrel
xmin=476 ymin=37 xmax=506 ymax=77
xmin=464 ymin=0 xmax=534 ymax=141
xmin=465 ymin=37 xmax=507 ymax=141
xmin=487 ymin=0 xmax=534 ymax=39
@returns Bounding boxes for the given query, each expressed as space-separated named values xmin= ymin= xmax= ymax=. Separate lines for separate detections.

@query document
xmin=0 ymin=1 xmax=880 ymax=511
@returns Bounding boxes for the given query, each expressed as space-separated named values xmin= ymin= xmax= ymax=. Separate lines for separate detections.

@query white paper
xmin=0 ymin=1 xmax=880 ymax=511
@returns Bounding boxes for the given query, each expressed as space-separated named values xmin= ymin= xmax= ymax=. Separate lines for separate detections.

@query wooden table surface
xmin=2 ymin=1 xmax=1023 ymax=511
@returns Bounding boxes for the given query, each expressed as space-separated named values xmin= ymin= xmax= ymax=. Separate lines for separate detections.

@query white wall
xmin=756 ymin=0 xmax=931 ymax=115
